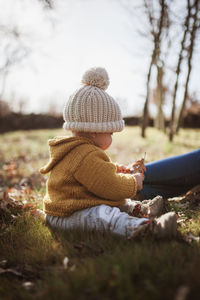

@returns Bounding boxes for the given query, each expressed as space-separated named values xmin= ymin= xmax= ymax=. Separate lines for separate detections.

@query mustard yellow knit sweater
xmin=40 ymin=136 xmax=137 ymax=217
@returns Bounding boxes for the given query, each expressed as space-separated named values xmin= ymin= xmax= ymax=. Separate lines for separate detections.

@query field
xmin=0 ymin=127 xmax=200 ymax=300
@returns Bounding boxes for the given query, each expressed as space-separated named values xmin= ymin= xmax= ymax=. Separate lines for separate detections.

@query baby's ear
xmin=71 ymin=130 xmax=78 ymax=136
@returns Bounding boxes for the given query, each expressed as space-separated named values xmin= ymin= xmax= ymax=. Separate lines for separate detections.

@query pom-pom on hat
xmin=63 ymin=67 xmax=124 ymax=133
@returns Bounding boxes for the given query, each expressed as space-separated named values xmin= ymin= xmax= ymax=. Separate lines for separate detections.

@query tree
xmin=0 ymin=25 xmax=31 ymax=99
xmin=122 ymin=0 xmax=199 ymax=140
xmin=0 ymin=99 xmax=11 ymax=117
xmin=176 ymin=0 xmax=200 ymax=133
xmin=0 ymin=0 xmax=53 ymax=108
xmin=169 ymin=0 xmax=192 ymax=141
xmin=141 ymin=0 xmax=169 ymax=137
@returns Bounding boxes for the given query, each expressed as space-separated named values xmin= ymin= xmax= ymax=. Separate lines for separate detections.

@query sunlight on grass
xmin=108 ymin=127 xmax=200 ymax=164
xmin=1 ymin=127 xmax=199 ymax=163
xmin=0 ymin=214 xmax=64 ymax=265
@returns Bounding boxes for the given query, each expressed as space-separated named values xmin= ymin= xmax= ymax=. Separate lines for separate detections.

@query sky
xmin=0 ymin=0 xmax=200 ymax=117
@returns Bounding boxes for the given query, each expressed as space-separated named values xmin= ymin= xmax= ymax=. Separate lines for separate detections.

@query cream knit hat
xmin=63 ymin=67 xmax=124 ymax=132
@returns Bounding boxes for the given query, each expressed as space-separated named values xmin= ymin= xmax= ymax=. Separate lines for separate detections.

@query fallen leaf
xmin=69 ymin=265 xmax=76 ymax=272
xmin=0 ymin=260 xmax=8 ymax=268
xmin=0 ymin=188 xmax=22 ymax=210
xmin=174 ymin=285 xmax=190 ymax=300
xmin=22 ymin=281 xmax=35 ymax=291
xmin=63 ymin=257 xmax=69 ymax=269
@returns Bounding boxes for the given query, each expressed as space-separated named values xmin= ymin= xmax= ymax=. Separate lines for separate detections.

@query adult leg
xmin=141 ymin=149 xmax=200 ymax=199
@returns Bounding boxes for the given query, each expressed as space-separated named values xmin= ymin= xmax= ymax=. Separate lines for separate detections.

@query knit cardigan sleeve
xmin=74 ymin=149 xmax=137 ymax=201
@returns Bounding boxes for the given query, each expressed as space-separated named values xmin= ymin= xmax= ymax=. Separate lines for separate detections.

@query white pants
xmin=46 ymin=203 xmax=148 ymax=238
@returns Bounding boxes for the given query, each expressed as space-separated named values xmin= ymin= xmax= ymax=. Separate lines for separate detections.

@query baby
xmin=39 ymin=67 xmax=177 ymax=239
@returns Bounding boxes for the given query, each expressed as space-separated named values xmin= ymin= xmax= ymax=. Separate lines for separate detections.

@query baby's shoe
xmin=140 ymin=195 xmax=164 ymax=218
xmin=132 ymin=196 xmax=164 ymax=218
xmin=129 ymin=212 xmax=177 ymax=239
xmin=150 ymin=212 xmax=177 ymax=238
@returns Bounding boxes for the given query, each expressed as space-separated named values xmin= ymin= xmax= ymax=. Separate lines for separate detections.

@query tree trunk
xmin=141 ymin=59 xmax=153 ymax=138
xmin=155 ymin=65 xmax=165 ymax=131
xmin=176 ymin=0 xmax=199 ymax=133
xmin=141 ymin=0 xmax=166 ymax=137
xmin=169 ymin=0 xmax=191 ymax=141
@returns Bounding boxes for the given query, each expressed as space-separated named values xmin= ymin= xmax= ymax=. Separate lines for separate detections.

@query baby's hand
xmin=116 ymin=164 xmax=130 ymax=174
xmin=131 ymin=158 xmax=146 ymax=179
xmin=132 ymin=173 xmax=143 ymax=191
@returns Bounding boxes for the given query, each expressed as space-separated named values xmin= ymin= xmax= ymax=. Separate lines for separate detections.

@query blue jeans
xmin=141 ymin=149 xmax=200 ymax=199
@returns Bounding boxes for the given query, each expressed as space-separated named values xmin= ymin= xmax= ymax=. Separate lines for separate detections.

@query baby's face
xmin=93 ymin=132 xmax=113 ymax=150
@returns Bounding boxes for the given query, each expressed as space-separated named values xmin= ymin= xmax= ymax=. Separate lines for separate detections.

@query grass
xmin=0 ymin=126 xmax=200 ymax=300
